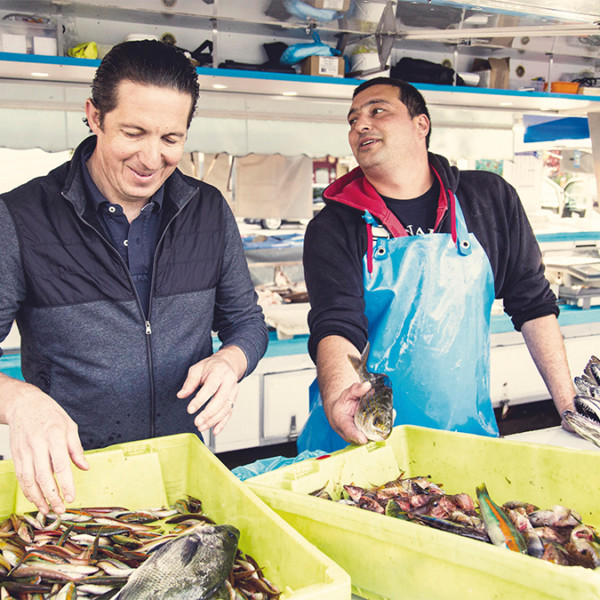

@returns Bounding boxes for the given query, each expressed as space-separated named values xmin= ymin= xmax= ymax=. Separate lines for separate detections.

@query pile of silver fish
xmin=310 ymin=474 xmax=600 ymax=568
xmin=0 ymin=496 xmax=281 ymax=599
xmin=564 ymin=355 xmax=600 ymax=447
xmin=348 ymin=342 xmax=394 ymax=442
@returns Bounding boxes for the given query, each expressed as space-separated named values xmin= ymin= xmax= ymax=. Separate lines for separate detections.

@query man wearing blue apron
xmin=298 ymin=77 xmax=576 ymax=453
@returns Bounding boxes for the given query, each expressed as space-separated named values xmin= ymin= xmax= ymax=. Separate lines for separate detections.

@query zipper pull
xmin=145 ymin=321 xmax=152 ymax=335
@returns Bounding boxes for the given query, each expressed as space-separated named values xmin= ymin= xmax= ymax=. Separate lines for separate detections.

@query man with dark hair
xmin=0 ymin=40 xmax=268 ymax=513
xmin=298 ymin=77 xmax=575 ymax=452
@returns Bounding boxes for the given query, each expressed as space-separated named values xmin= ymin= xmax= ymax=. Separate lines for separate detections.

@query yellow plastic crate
xmin=0 ymin=433 xmax=350 ymax=599
xmin=247 ymin=425 xmax=600 ymax=600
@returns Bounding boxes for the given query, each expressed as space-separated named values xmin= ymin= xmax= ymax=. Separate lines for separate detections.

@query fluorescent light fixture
xmin=212 ymin=83 xmax=227 ymax=89
xmin=282 ymin=91 xmax=297 ymax=96
xmin=31 ymin=72 xmax=49 ymax=78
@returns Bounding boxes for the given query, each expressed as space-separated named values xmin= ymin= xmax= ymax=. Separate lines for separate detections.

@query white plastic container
xmin=0 ymin=15 xmax=57 ymax=55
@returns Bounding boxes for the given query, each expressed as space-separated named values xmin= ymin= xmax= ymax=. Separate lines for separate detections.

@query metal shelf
xmin=1 ymin=52 xmax=600 ymax=119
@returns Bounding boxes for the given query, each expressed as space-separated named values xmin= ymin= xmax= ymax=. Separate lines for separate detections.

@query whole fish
xmin=348 ymin=342 xmax=394 ymax=442
xmin=569 ymin=524 xmax=600 ymax=568
xmin=563 ymin=409 xmax=600 ymax=448
xmin=385 ymin=499 xmax=490 ymax=543
xmin=505 ymin=507 xmax=544 ymax=558
xmin=117 ymin=524 xmax=239 ymax=600
xmin=476 ymin=484 xmax=528 ymax=554
xmin=574 ymin=376 xmax=600 ymax=400
xmin=573 ymin=394 xmax=600 ymax=423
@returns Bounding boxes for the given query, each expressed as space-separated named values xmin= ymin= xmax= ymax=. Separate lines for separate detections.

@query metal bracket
xmin=375 ymin=0 xmax=398 ymax=71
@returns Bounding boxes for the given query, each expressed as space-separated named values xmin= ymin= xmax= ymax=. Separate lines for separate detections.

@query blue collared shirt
xmin=81 ymin=151 xmax=163 ymax=317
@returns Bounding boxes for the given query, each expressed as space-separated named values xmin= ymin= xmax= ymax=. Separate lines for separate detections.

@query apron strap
xmin=452 ymin=192 xmax=473 ymax=256
xmin=362 ymin=211 xmax=376 ymax=273
xmin=362 ymin=190 xmax=472 ymax=267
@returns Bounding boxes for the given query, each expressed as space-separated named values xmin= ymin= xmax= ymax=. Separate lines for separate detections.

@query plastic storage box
xmin=0 ymin=16 xmax=57 ymax=55
xmin=247 ymin=425 xmax=600 ymax=600
xmin=0 ymin=433 xmax=350 ymax=599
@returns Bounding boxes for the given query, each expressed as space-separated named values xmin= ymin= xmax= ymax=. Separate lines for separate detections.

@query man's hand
xmin=3 ymin=383 xmax=88 ymax=515
xmin=325 ymin=380 xmax=371 ymax=445
xmin=315 ymin=335 xmax=374 ymax=447
xmin=177 ymin=346 xmax=247 ymax=436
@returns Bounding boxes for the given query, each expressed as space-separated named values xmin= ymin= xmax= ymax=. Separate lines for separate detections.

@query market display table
xmin=506 ymin=425 xmax=600 ymax=451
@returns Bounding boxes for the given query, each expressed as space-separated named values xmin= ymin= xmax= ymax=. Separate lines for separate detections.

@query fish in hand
xmin=565 ymin=355 xmax=600 ymax=448
xmin=348 ymin=341 xmax=394 ymax=442
xmin=117 ymin=523 xmax=239 ymax=600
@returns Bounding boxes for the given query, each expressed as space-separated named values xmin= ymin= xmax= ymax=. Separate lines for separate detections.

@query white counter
xmin=506 ymin=425 xmax=600 ymax=452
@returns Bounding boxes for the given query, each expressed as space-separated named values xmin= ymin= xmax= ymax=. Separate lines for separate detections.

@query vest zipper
xmin=145 ymin=202 xmax=187 ymax=435
xmin=66 ymin=195 xmax=158 ymax=439
xmin=64 ymin=185 xmax=194 ymax=442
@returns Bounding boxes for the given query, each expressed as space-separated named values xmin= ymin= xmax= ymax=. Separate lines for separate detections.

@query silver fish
xmin=573 ymin=394 xmax=600 ymax=423
xmin=348 ymin=342 xmax=394 ymax=442
xmin=574 ymin=376 xmax=600 ymax=400
xmin=563 ymin=409 xmax=600 ymax=448
xmin=117 ymin=524 xmax=239 ymax=600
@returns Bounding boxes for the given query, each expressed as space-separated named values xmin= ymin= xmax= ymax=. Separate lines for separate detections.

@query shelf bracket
xmin=374 ymin=0 xmax=398 ymax=71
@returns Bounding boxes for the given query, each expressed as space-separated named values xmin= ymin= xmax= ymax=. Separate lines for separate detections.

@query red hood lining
xmin=324 ymin=165 xmax=452 ymax=238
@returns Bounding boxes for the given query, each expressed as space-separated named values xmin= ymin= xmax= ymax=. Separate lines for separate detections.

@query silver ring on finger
xmin=228 ymin=399 xmax=234 ymax=410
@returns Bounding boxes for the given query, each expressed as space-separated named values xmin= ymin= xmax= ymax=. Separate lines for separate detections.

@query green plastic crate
xmin=0 ymin=433 xmax=350 ymax=599
xmin=247 ymin=425 xmax=600 ymax=600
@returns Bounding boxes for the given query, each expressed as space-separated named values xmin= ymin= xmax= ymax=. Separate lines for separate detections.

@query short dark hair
xmin=90 ymin=40 xmax=199 ymax=128
xmin=353 ymin=77 xmax=431 ymax=148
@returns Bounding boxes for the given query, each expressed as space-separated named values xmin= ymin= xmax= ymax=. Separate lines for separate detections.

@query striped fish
xmin=476 ymin=484 xmax=528 ymax=554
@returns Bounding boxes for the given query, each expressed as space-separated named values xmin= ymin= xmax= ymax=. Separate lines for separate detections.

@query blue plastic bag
xmin=280 ymin=31 xmax=340 ymax=66
xmin=283 ymin=0 xmax=341 ymax=23
xmin=232 ymin=449 xmax=326 ymax=481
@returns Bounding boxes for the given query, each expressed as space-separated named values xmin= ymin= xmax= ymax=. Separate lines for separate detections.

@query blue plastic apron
xmin=297 ymin=195 xmax=498 ymax=453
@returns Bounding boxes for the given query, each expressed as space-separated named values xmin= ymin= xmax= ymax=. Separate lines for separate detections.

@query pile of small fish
xmin=349 ymin=342 xmax=394 ymax=442
xmin=0 ymin=496 xmax=281 ymax=599
xmin=564 ymin=355 xmax=600 ymax=447
xmin=310 ymin=474 xmax=600 ymax=568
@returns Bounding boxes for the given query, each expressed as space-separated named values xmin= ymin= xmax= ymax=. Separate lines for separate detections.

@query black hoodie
xmin=303 ymin=152 xmax=558 ymax=362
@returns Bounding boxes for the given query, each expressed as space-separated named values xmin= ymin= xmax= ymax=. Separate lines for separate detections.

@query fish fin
xmin=347 ymin=354 xmax=362 ymax=373
xmin=584 ymin=359 xmax=600 ymax=386
xmin=361 ymin=341 xmax=370 ymax=362
xmin=347 ymin=341 xmax=370 ymax=381
xmin=590 ymin=362 xmax=600 ymax=386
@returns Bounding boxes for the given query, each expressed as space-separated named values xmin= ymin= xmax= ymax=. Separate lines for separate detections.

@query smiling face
xmin=347 ymin=84 xmax=430 ymax=174
xmin=85 ymin=80 xmax=192 ymax=213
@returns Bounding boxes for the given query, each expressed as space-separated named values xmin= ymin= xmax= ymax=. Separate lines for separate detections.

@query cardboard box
xmin=471 ymin=56 xmax=510 ymax=89
xmin=302 ymin=55 xmax=345 ymax=78
xmin=305 ymin=0 xmax=351 ymax=11
xmin=0 ymin=433 xmax=351 ymax=599
xmin=248 ymin=425 xmax=600 ymax=600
